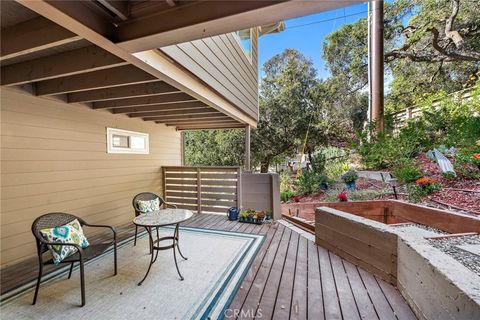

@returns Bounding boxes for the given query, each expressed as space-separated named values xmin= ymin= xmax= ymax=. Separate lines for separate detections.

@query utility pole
xmin=371 ymin=0 xmax=385 ymax=132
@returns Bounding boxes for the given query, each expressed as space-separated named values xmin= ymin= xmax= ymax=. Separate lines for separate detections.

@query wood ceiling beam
xmin=175 ymin=124 xmax=246 ymax=131
xmin=0 ymin=16 xmax=82 ymax=61
xmin=34 ymin=65 xmax=156 ymax=96
xmin=15 ymin=0 xmax=257 ymax=127
xmin=92 ymin=92 xmax=196 ymax=109
xmin=116 ymin=0 xmax=364 ymax=52
xmin=129 ymin=107 xmax=219 ymax=118
xmin=97 ymin=0 xmax=130 ymax=21
xmin=1 ymin=46 xmax=127 ymax=86
xmin=164 ymin=119 xmax=239 ymax=126
xmin=110 ymin=101 xmax=207 ymax=114
xmin=142 ymin=113 xmax=227 ymax=122
xmin=67 ymin=81 xmax=180 ymax=103
xmin=162 ymin=118 xmax=235 ymax=125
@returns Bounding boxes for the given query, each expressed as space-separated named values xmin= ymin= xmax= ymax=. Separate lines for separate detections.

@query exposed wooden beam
xmin=16 ymin=0 xmax=257 ymax=127
xmin=0 ymin=16 xmax=82 ymax=61
xmin=175 ymin=124 xmax=246 ymax=131
xmin=111 ymin=101 xmax=207 ymax=114
xmin=142 ymin=113 xmax=228 ymax=122
xmin=92 ymin=92 xmax=196 ymax=109
xmin=129 ymin=107 xmax=219 ymax=118
xmin=35 ymin=65 xmax=156 ymax=96
xmin=97 ymin=0 xmax=129 ymax=21
xmin=116 ymin=0 xmax=364 ymax=52
xmin=67 ymin=81 xmax=180 ymax=103
xmin=1 ymin=46 xmax=127 ymax=86
xmin=165 ymin=0 xmax=176 ymax=7
xmin=163 ymin=118 xmax=237 ymax=126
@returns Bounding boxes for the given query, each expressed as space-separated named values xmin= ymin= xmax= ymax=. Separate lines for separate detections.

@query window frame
xmin=106 ymin=127 xmax=149 ymax=154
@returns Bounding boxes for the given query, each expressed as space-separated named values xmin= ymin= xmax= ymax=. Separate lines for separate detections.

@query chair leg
xmin=113 ymin=238 xmax=118 ymax=276
xmin=79 ymin=261 xmax=86 ymax=307
xmin=134 ymin=225 xmax=138 ymax=246
xmin=68 ymin=262 xmax=74 ymax=279
xmin=32 ymin=263 xmax=43 ymax=305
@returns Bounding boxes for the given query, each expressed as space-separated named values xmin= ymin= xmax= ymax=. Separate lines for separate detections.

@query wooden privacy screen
xmin=162 ymin=166 xmax=241 ymax=214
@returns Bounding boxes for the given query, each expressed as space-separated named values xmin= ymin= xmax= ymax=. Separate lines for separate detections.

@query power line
xmin=287 ymin=10 xmax=369 ymax=30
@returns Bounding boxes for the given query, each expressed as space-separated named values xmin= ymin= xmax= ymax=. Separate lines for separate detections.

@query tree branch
xmin=445 ymin=0 xmax=464 ymax=49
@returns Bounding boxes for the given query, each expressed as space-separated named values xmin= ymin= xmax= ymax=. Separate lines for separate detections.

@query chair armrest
xmin=164 ymin=202 xmax=177 ymax=209
xmin=82 ymin=224 xmax=117 ymax=241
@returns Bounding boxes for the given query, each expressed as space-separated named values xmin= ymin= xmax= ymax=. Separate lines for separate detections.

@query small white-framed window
xmin=106 ymin=128 xmax=149 ymax=154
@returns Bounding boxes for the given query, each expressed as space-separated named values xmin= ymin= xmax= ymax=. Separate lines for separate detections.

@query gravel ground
xmin=429 ymin=235 xmax=480 ymax=276
xmin=391 ymin=223 xmax=448 ymax=237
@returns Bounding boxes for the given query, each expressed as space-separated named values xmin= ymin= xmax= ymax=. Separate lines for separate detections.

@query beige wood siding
xmin=0 ymin=88 xmax=181 ymax=267
xmin=160 ymin=29 xmax=259 ymax=120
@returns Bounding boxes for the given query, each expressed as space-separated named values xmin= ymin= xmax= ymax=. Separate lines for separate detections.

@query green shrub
xmin=394 ymin=165 xmax=424 ymax=183
xmin=279 ymin=170 xmax=295 ymax=193
xmin=296 ymin=170 xmax=326 ymax=195
xmin=310 ymin=150 xmax=326 ymax=175
xmin=341 ymin=170 xmax=359 ymax=183
xmin=440 ymin=171 xmax=456 ymax=180
xmin=280 ymin=191 xmax=295 ymax=202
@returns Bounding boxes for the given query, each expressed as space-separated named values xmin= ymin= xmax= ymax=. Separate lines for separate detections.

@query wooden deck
xmin=1 ymin=214 xmax=416 ymax=319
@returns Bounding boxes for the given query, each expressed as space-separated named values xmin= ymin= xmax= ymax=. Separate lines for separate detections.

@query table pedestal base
xmin=138 ymin=223 xmax=187 ymax=286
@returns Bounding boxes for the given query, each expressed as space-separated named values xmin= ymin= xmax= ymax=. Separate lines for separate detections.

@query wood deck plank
xmin=227 ymin=223 xmax=279 ymax=313
xmin=254 ymin=227 xmax=292 ymax=318
xmin=307 ymin=240 xmax=325 ymax=320
xmin=377 ymin=277 xmax=416 ymax=320
xmin=271 ymin=232 xmax=299 ymax=320
xmin=358 ymin=268 xmax=397 ymax=320
xmin=343 ymin=260 xmax=378 ymax=320
xmin=330 ymin=253 xmax=361 ymax=320
xmin=290 ymin=236 xmax=308 ymax=320
xmin=238 ymin=225 xmax=286 ymax=317
xmin=318 ymin=246 xmax=342 ymax=320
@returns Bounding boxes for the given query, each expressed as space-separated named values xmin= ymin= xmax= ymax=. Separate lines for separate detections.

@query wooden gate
xmin=162 ymin=166 xmax=241 ymax=214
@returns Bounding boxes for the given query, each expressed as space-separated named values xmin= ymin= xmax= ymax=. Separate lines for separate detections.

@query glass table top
xmin=133 ymin=209 xmax=194 ymax=227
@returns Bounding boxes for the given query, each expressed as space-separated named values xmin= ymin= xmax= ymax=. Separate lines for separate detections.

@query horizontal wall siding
xmin=160 ymin=30 xmax=259 ymax=120
xmin=0 ymin=88 xmax=181 ymax=267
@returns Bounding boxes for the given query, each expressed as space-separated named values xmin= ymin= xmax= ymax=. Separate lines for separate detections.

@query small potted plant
xmin=256 ymin=211 xmax=266 ymax=224
xmin=238 ymin=210 xmax=248 ymax=222
xmin=247 ymin=210 xmax=255 ymax=222
xmin=265 ymin=210 xmax=273 ymax=220
xmin=342 ymin=170 xmax=359 ymax=190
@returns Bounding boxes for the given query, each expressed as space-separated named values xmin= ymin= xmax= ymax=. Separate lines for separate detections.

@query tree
xmin=184 ymin=129 xmax=245 ymax=166
xmin=252 ymin=49 xmax=348 ymax=172
xmin=322 ymin=0 xmax=480 ymax=113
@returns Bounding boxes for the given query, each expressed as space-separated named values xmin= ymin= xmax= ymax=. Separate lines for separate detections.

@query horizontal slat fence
xmin=162 ymin=166 xmax=241 ymax=214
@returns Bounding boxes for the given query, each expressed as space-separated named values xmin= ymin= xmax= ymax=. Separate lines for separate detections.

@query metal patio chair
xmin=132 ymin=192 xmax=177 ymax=246
xmin=31 ymin=212 xmax=117 ymax=307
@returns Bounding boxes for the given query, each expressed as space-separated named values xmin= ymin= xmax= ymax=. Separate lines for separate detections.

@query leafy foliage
xmin=295 ymin=170 xmax=328 ymax=196
xmin=394 ymin=165 xmax=425 ymax=183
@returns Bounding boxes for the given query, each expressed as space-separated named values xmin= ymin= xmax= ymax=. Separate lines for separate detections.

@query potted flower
xmin=341 ymin=170 xmax=359 ymax=190
xmin=238 ymin=210 xmax=248 ymax=222
xmin=256 ymin=211 xmax=266 ymax=224
xmin=472 ymin=153 xmax=480 ymax=170
xmin=337 ymin=192 xmax=348 ymax=202
xmin=265 ymin=210 xmax=273 ymax=220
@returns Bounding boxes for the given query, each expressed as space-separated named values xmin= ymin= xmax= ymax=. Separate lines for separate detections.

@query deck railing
xmin=162 ymin=166 xmax=241 ymax=214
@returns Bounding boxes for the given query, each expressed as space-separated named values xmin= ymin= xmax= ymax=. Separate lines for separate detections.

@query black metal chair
xmin=31 ymin=212 xmax=117 ymax=307
xmin=132 ymin=192 xmax=177 ymax=246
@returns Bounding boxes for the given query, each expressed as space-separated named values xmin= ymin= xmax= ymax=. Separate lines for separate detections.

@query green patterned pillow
xmin=136 ymin=197 xmax=160 ymax=214
xmin=40 ymin=219 xmax=90 ymax=265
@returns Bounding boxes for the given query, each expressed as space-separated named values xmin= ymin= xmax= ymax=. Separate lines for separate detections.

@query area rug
xmin=0 ymin=227 xmax=264 ymax=320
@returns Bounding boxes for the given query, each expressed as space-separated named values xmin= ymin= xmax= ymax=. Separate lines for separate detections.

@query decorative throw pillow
xmin=136 ymin=197 xmax=160 ymax=213
xmin=40 ymin=219 xmax=90 ymax=265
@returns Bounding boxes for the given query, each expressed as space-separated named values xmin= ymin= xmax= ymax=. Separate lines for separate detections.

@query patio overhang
xmin=2 ymin=0 xmax=368 ymax=131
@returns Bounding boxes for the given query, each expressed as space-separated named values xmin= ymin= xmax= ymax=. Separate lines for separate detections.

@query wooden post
xmin=196 ymin=167 xmax=202 ymax=214
xmin=371 ymin=0 xmax=384 ymax=132
xmin=245 ymin=125 xmax=251 ymax=172
xmin=236 ymin=168 xmax=242 ymax=210
xmin=162 ymin=167 xmax=166 ymax=201
xmin=180 ymin=131 xmax=185 ymax=165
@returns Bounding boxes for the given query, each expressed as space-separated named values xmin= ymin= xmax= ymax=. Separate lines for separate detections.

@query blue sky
xmin=258 ymin=2 xmax=369 ymax=80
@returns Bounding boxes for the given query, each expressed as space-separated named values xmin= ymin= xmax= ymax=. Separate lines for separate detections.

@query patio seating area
xmin=1 ymin=214 xmax=416 ymax=319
